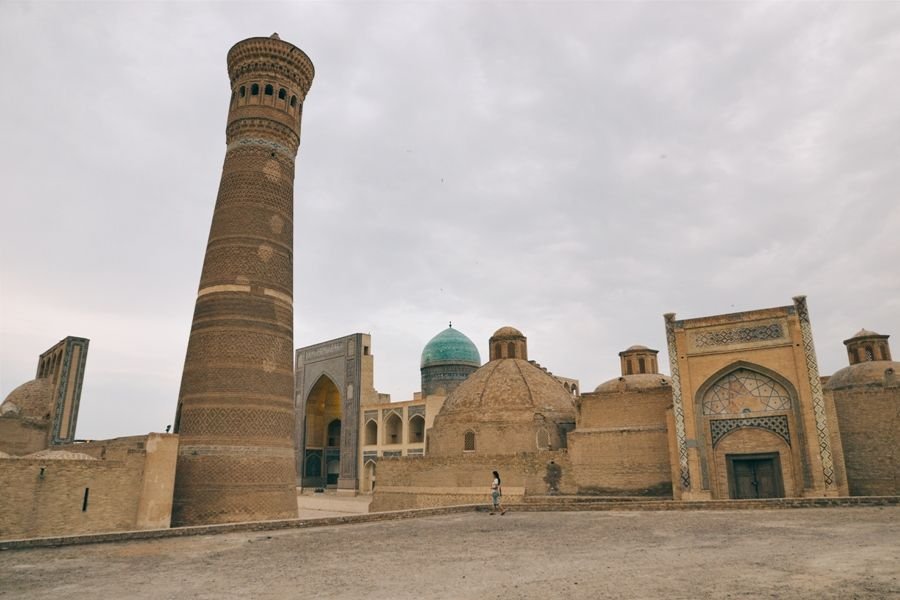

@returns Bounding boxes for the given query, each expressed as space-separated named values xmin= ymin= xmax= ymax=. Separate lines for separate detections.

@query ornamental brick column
xmin=172 ymin=34 xmax=314 ymax=525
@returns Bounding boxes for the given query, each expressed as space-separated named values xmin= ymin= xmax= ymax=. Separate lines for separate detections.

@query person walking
xmin=490 ymin=470 xmax=506 ymax=515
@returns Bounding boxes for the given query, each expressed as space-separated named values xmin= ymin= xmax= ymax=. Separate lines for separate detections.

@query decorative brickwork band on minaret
xmin=172 ymin=34 xmax=314 ymax=525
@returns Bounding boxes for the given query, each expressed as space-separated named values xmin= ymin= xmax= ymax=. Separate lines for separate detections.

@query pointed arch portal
xmin=303 ymin=375 xmax=342 ymax=487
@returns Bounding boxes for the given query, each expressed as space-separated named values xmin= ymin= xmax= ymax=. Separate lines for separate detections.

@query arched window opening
xmin=464 ymin=430 xmax=476 ymax=452
xmin=865 ymin=346 xmax=875 ymax=361
xmin=327 ymin=419 xmax=341 ymax=447
xmin=251 ymin=83 xmax=260 ymax=96
xmin=507 ymin=341 xmax=516 ymax=359
xmin=305 ymin=454 xmax=321 ymax=477
xmin=638 ymin=358 xmax=646 ymax=374
xmin=278 ymin=88 xmax=287 ymax=100
xmin=264 ymin=84 xmax=274 ymax=96
xmin=239 ymin=86 xmax=246 ymax=97
xmin=385 ymin=413 xmax=402 ymax=445
xmin=572 ymin=385 xmax=578 ymax=395
xmin=365 ymin=420 xmax=378 ymax=446
xmin=290 ymin=95 xmax=297 ymax=107
xmin=408 ymin=415 xmax=425 ymax=443
xmin=626 ymin=360 xmax=633 ymax=375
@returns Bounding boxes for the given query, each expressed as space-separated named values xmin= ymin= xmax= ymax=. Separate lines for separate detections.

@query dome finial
xmin=270 ymin=32 xmax=281 ymax=40
xmin=449 ymin=321 xmax=452 ymax=328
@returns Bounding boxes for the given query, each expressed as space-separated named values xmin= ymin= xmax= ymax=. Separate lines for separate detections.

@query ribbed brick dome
xmin=438 ymin=358 xmax=575 ymax=421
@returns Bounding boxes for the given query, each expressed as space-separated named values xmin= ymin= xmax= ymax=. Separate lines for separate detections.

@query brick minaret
xmin=172 ymin=34 xmax=314 ymax=525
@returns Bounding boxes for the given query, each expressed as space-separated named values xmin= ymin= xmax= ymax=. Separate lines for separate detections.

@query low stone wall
xmin=0 ymin=434 xmax=177 ymax=540
xmin=371 ymin=451 xmax=575 ymax=512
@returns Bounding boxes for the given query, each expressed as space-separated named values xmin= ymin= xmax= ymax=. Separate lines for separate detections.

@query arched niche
xmin=693 ymin=361 xmax=809 ymax=494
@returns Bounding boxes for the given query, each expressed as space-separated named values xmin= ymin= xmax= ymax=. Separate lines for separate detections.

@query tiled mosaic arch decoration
xmin=710 ymin=415 xmax=790 ymax=446
xmin=702 ymin=369 xmax=792 ymax=415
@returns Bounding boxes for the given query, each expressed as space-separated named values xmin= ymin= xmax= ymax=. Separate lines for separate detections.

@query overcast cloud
xmin=1 ymin=1 xmax=898 ymax=440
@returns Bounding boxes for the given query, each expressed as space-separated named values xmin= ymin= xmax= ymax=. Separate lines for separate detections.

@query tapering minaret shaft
xmin=172 ymin=35 xmax=314 ymax=525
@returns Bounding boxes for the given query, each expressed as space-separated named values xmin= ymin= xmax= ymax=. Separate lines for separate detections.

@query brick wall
xmin=568 ymin=428 xmax=671 ymax=495
xmin=577 ymin=388 xmax=671 ymax=429
xmin=0 ymin=434 xmax=178 ymax=540
xmin=831 ymin=387 xmax=900 ymax=495
xmin=568 ymin=387 xmax=672 ymax=495
xmin=371 ymin=451 xmax=575 ymax=512
xmin=0 ymin=418 xmax=49 ymax=456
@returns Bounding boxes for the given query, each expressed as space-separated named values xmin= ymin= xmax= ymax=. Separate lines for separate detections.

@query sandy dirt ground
xmin=1 ymin=507 xmax=898 ymax=599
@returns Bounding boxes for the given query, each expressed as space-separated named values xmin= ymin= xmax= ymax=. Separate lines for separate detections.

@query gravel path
xmin=1 ymin=507 xmax=898 ymax=599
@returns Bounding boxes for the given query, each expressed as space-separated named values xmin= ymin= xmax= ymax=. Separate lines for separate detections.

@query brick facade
xmin=0 ymin=434 xmax=177 ymax=540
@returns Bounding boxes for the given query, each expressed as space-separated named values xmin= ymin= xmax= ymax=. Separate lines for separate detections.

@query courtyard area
xmin=1 ymin=507 xmax=898 ymax=599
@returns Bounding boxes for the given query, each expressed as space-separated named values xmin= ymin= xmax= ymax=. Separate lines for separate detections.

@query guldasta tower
xmin=173 ymin=34 xmax=314 ymax=525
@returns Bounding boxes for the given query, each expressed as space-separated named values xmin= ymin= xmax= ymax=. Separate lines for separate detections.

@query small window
xmin=507 ymin=342 xmax=516 ymax=359
xmin=464 ymin=430 xmax=475 ymax=452
xmin=239 ymin=86 xmax=246 ymax=97
xmin=251 ymin=83 xmax=259 ymax=96
xmin=278 ymin=88 xmax=287 ymax=100
xmin=865 ymin=347 xmax=875 ymax=361
xmin=290 ymin=95 xmax=297 ymax=107
xmin=82 ymin=488 xmax=90 ymax=512
xmin=264 ymin=84 xmax=274 ymax=96
xmin=638 ymin=358 xmax=646 ymax=374
xmin=626 ymin=360 xmax=633 ymax=375
xmin=327 ymin=419 xmax=341 ymax=447
xmin=363 ymin=346 xmax=369 ymax=356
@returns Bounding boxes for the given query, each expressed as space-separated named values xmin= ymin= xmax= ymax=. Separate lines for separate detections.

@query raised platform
xmin=2 ymin=495 xmax=897 ymax=550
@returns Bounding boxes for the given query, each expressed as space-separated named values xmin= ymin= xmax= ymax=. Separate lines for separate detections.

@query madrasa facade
xmin=1 ymin=33 xmax=899 ymax=540
xmin=292 ymin=300 xmax=899 ymax=512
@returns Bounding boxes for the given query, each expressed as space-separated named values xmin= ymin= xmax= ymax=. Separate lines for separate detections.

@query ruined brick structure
xmin=0 ymin=337 xmax=89 ymax=456
xmin=172 ymin=34 xmax=314 ymax=525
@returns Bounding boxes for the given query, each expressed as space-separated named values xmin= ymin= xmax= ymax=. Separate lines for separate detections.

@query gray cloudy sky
xmin=1 ymin=1 xmax=898 ymax=440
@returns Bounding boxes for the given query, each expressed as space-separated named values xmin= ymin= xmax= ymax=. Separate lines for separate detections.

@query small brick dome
xmin=438 ymin=358 xmax=575 ymax=422
xmin=825 ymin=361 xmax=899 ymax=390
xmin=594 ymin=374 xmax=672 ymax=393
xmin=1 ymin=378 xmax=54 ymax=422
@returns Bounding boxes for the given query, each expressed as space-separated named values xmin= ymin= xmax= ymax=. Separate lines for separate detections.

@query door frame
xmin=726 ymin=452 xmax=785 ymax=499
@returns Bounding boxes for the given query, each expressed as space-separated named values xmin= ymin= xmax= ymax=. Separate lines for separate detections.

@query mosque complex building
xmin=1 ymin=34 xmax=899 ymax=540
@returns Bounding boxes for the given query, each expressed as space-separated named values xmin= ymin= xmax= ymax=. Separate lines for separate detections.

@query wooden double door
xmin=727 ymin=453 xmax=784 ymax=499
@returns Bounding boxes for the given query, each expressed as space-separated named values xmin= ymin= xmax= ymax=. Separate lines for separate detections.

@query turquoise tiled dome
xmin=420 ymin=327 xmax=481 ymax=368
